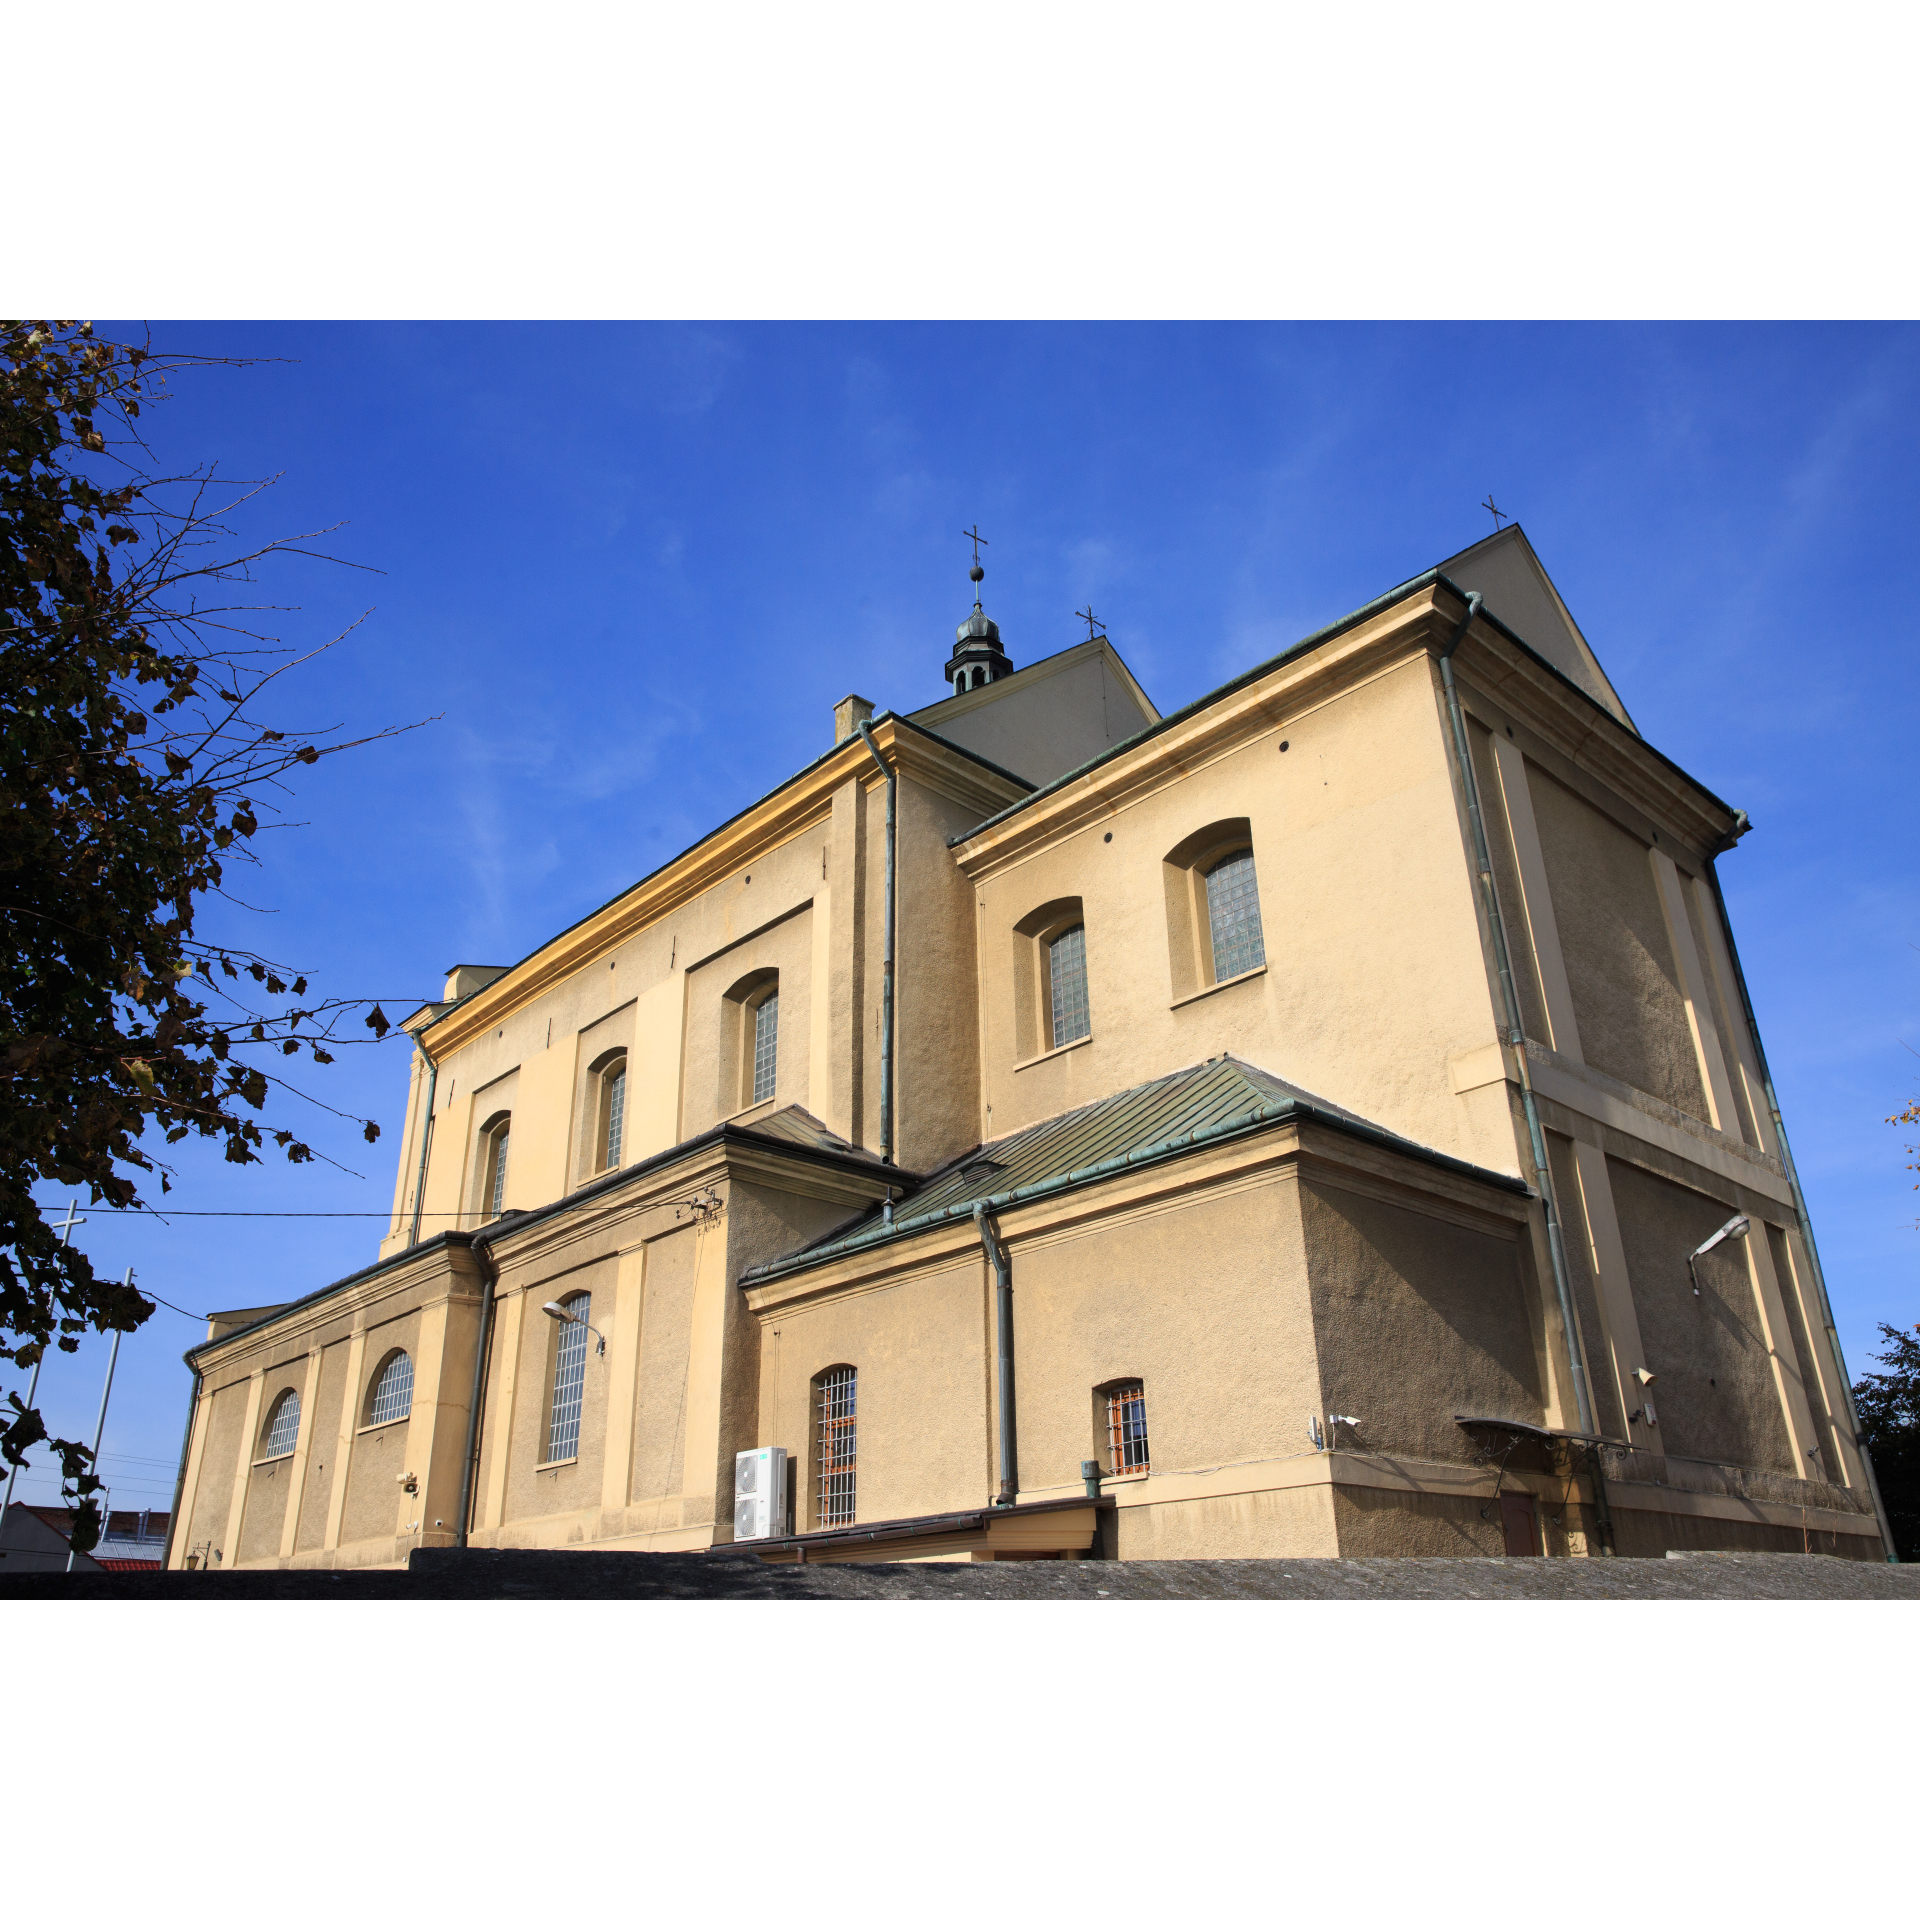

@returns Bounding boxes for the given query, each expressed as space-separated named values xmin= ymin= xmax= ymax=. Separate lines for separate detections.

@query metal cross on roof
xmin=962 ymin=523 xmax=989 ymax=567
xmin=1074 ymin=603 xmax=1106 ymax=642
xmin=1482 ymin=494 xmax=1508 ymax=530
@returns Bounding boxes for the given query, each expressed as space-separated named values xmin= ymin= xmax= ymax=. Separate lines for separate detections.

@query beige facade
xmin=167 ymin=530 xmax=1893 ymax=1573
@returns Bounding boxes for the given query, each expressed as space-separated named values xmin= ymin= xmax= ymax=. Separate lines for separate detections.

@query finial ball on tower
xmin=970 ymin=564 xmax=984 ymax=584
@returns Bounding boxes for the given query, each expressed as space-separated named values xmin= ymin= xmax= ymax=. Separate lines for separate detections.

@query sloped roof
xmin=743 ymin=1054 xmax=1525 ymax=1285
xmin=742 ymin=1104 xmax=882 ymax=1161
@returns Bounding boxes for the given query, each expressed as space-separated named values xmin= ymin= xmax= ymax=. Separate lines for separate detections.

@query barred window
xmin=815 ymin=1365 xmax=857 ymax=1528
xmin=752 ymin=990 xmax=779 ymax=1104
xmin=259 ymin=1389 xmax=301 ymax=1462
xmin=1048 ymin=923 xmax=1091 ymax=1047
xmin=603 ymin=1061 xmax=627 ymax=1171
xmin=365 ymin=1350 xmax=413 ymax=1428
xmin=1205 ymin=848 xmax=1266 ymax=982
xmin=1105 ymin=1382 xmax=1149 ymax=1477
xmin=486 ymin=1123 xmax=511 ymax=1219
xmin=546 ymin=1291 xmax=592 ymax=1463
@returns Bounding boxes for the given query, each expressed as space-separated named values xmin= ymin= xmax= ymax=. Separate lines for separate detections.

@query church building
xmin=165 ymin=527 xmax=1895 ymax=1570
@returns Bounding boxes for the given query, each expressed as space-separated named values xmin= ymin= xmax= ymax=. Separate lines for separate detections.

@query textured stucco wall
xmin=1528 ymin=768 xmax=1706 ymax=1121
xmin=1607 ymin=1156 xmax=1794 ymax=1472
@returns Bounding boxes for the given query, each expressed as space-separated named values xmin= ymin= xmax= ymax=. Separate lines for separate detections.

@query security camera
xmin=1633 ymin=1367 xmax=1657 ymax=1387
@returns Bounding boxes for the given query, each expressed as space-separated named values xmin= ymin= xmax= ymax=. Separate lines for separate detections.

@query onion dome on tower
xmin=946 ymin=526 xmax=1015 ymax=697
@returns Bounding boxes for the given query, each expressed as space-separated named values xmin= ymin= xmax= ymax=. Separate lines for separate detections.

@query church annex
xmin=165 ymin=528 xmax=1895 ymax=1569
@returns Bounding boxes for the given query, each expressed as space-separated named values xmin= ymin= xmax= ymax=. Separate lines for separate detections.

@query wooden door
xmin=1499 ymin=1491 xmax=1541 ymax=1557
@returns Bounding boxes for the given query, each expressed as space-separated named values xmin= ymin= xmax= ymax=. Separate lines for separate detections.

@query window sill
xmin=356 ymin=1416 xmax=410 ymax=1436
xmin=725 ymin=1096 xmax=776 ymax=1124
xmin=1013 ymin=1033 xmax=1093 ymax=1074
xmin=535 ymin=1456 xmax=579 ymax=1474
xmin=1169 ymin=964 xmax=1266 ymax=1011
xmin=253 ymin=1453 xmax=294 ymax=1468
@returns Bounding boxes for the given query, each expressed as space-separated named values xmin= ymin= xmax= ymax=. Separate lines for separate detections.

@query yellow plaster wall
xmin=971 ymin=657 xmax=1504 ymax=1168
xmin=759 ymin=1250 xmax=991 ymax=1529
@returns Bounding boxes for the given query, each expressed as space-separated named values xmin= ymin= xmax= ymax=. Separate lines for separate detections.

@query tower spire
xmin=946 ymin=524 xmax=1014 ymax=698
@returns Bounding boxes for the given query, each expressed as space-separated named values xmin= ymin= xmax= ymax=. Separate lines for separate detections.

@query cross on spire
xmin=962 ymin=523 xmax=989 ymax=596
xmin=1075 ymin=603 xmax=1106 ymax=642
xmin=1482 ymin=494 xmax=1508 ymax=531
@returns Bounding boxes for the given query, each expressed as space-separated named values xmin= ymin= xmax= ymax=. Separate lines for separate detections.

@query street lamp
xmin=1687 ymin=1214 xmax=1751 ymax=1297
xmin=541 ymin=1299 xmax=606 ymax=1355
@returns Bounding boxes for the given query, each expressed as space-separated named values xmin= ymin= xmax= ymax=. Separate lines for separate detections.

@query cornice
xmin=1445 ymin=606 xmax=1739 ymax=862
xmin=746 ymin=1108 xmax=1529 ymax=1309
xmin=953 ymin=583 xmax=1743 ymax=878
xmin=421 ymin=717 xmax=1025 ymax=1058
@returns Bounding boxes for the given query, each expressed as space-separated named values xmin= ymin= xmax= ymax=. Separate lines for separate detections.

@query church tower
xmin=944 ymin=530 xmax=1015 ymax=696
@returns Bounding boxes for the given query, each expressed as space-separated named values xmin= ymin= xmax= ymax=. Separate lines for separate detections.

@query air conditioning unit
xmin=734 ymin=1446 xmax=788 ymax=1541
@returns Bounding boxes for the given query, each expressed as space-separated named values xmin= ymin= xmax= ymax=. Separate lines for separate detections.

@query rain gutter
xmin=857 ymin=720 xmax=897 ymax=1164
xmin=407 ymin=1029 xmax=437 ymax=1248
xmin=976 ymin=1203 xmax=1018 ymax=1504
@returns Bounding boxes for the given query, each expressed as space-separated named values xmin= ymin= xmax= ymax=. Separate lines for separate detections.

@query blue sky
xmin=18 ymin=321 xmax=1919 ymax=1518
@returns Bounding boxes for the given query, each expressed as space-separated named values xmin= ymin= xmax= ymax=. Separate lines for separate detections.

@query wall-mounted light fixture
xmin=1687 ymin=1214 xmax=1750 ymax=1296
xmin=542 ymin=1299 xmax=607 ymax=1355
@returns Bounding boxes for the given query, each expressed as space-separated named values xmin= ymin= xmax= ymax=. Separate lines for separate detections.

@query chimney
xmin=834 ymin=694 xmax=875 ymax=744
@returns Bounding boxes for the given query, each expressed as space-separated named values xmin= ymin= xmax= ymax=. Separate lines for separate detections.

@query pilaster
xmin=1570 ymin=1140 xmax=1661 ymax=1450
xmin=480 ymin=1288 xmax=526 ymax=1531
xmin=168 ymin=1381 xmax=215 ymax=1569
xmin=1650 ymin=849 xmax=1740 ymax=1136
xmin=1743 ymin=1226 xmax=1830 ymax=1482
xmin=222 ymin=1370 xmax=266 ymax=1569
xmin=1492 ymin=735 xmax=1584 ymax=1060
xmin=600 ymin=1246 xmax=647 ymax=1515
xmin=322 ymin=1326 xmax=367 ymax=1550
xmin=277 ymin=1346 xmax=324 ymax=1560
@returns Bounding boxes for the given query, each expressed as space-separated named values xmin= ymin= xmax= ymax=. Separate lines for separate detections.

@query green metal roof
xmin=742 ymin=1053 xmax=1527 ymax=1285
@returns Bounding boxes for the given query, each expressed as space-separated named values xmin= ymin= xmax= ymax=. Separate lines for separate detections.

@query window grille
xmin=1106 ymin=1382 xmax=1149 ymax=1476
xmin=603 ymin=1064 xmax=626 ymax=1171
xmin=545 ymin=1291 xmax=591 ymax=1462
xmin=1048 ymin=923 xmax=1091 ymax=1047
xmin=752 ymin=991 xmax=779 ymax=1104
xmin=488 ymin=1126 xmax=510 ymax=1218
xmin=815 ymin=1365 xmax=857 ymax=1528
xmin=366 ymin=1350 xmax=413 ymax=1427
xmin=259 ymin=1389 xmax=301 ymax=1461
xmin=1205 ymin=848 xmax=1266 ymax=982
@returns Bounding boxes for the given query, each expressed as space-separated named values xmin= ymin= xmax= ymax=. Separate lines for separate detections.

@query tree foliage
xmin=1853 ymin=1322 xmax=1920 ymax=1563
xmin=1 ymin=321 xmax=423 ymax=1552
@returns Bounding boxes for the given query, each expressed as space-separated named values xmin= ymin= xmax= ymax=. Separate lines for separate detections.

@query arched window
xmin=365 ymin=1349 xmax=414 ymax=1428
xmin=1047 ymin=923 xmax=1090 ymax=1047
xmin=586 ymin=1050 xmax=627 ymax=1175
xmin=545 ymin=1291 xmax=592 ymax=1463
xmin=603 ymin=1060 xmax=626 ymax=1169
xmin=1104 ymin=1380 xmax=1149 ymax=1477
xmin=815 ymin=1364 xmax=857 ymax=1528
xmin=752 ymin=989 xmax=779 ymax=1104
xmin=1204 ymin=847 xmax=1266 ymax=982
xmin=480 ymin=1115 xmax=511 ymax=1220
xmin=258 ymin=1389 xmax=301 ymax=1462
